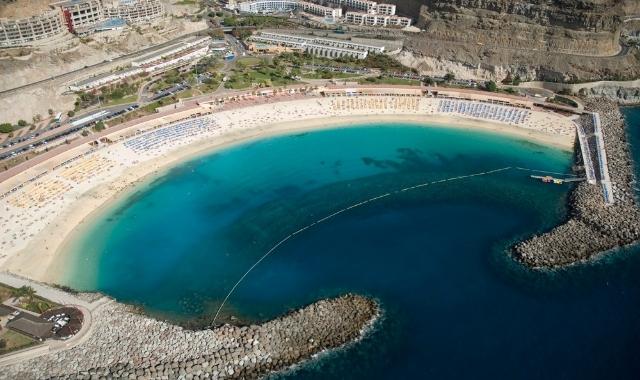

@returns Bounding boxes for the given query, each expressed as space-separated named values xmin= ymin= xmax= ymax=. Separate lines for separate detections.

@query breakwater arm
xmin=514 ymin=99 xmax=640 ymax=267
xmin=0 ymin=294 xmax=379 ymax=380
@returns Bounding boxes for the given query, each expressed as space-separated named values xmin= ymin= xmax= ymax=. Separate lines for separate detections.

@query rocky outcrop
xmin=391 ymin=0 xmax=640 ymax=82
xmin=403 ymin=0 xmax=624 ymax=56
xmin=0 ymin=294 xmax=379 ymax=380
xmin=578 ymin=86 xmax=640 ymax=105
xmin=514 ymin=99 xmax=640 ymax=267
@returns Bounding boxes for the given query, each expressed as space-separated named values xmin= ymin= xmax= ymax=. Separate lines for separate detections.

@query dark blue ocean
xmin=61 ymin=114 xmax=640 ymax=379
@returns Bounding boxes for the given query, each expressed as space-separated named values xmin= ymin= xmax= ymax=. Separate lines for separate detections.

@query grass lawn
xmin=0 ymin=330 xmax=39 ymax=355
xmin=236 ymin=57 xmax=263 ymax=66
xmin=177 ymin=89 xmax=194 ymax=99
xmin=359 ymin=77 xmax=421 ymax=86
xmin=301 ymin=71 xmax=361 ymax=80
xmin=105 ymin=94 xmax=137 ymax=107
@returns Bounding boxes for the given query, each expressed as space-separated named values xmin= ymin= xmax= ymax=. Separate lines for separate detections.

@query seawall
xmin=1 ymin=294 xmax=379 ymax=379
xmin=514 ymin=99 xmax=640 ymax=267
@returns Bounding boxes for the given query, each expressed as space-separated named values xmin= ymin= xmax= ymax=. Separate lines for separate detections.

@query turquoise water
xmin=63 ymin=119 xmax=640 ymax=379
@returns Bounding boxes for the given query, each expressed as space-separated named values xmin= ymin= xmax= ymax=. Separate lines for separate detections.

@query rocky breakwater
xmin=0 ymin=294 xmax=379 ymax=380
xmin=514 ymin=99 xmax=640 ymax=267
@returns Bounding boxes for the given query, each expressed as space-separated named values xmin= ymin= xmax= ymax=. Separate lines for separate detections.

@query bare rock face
xmin=411 ymin=0 xmax=623 ymax=56
xmin=388 ymin=0 xmax=640 ymax=82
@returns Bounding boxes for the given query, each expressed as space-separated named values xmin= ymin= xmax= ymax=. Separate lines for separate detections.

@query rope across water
xmin=212 ymin=166 xmax=521 ymax=325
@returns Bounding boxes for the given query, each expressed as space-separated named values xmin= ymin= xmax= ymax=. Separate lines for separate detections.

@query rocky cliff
xmin=409 ymin=0 xmax=624 ymax=56
xmin=388 ymin=0 xmax=640 ymax=82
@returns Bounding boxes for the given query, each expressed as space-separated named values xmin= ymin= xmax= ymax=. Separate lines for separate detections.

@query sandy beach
xmin=0 ymin=93 xmax=576 ymax=284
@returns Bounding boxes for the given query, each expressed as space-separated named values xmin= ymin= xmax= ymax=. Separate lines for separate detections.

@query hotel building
xmin=238 ymin=0 xmax=342 ymax=19
xmin=344 ymin=12 xmax=411 ymax=27
xmin=51 ymin=0 xmax=105 ymax=33
xmin=250 ymin=31 xmax=385 ymax=59
xmin=0 ymin=10 xmax=68 ymax=47
xmin=103 ymin=0 xmax=165 ymax=23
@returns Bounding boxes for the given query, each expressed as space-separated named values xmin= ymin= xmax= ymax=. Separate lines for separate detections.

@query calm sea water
xmin=62 ymin=117 xmax=640 ymax=379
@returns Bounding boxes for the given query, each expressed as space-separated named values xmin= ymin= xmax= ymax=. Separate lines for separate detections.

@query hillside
xmin=385 ymin=0 xmax=640 ymax=82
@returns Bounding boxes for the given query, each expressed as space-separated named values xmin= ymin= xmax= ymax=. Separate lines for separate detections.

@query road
xmin=0 ymin=104 xmax=135 ymax=160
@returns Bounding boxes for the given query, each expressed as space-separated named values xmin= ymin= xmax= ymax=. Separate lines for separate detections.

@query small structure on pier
xmin=531 ymin=175 xmax=585 ymax=184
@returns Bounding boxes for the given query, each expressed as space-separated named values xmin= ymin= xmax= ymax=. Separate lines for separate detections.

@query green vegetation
xmin=302 ymin=70 xmax=359 ymax=80
xmin=502 ymin=73 xmax=522 ymax=86
xmin=0 ymin=123 xmax=12 ymax=133
xmin=0 ymin=330 xmax=38 ymax=355
xmin=67 ymin=110 xmax=75 ymax=118
xmin=17 ymin=120 xmax=27 ymax=127
xmin=150 ymin=57 xmax=221 ymax=95
xmin=549 ymin=95 xmax=579 ymax=108
xmin=277 ymin=52 xmax=412 ymax=73
xmin=359 ymin=76 xmax=421 ymax=86
xmin=225 ymin=57 xmax=298 ymax=89
xmin=10 ymin=285 xmax=35 ymax=301
xmin=105 ymin=94 xmax=137 ymax=106
xmin=444 ymin=72 xmax=455 ymax=82
xmin=236 ymin=56 xmax=263 ymax=66
xmin=92 ymin=121 xmax=106 ymax=132
xmin=74 ymin=80 xmax=141 ymax=110
xmin=8 ymin=285 xmax=57 ymax=314
xmin=484 ymin=80 xmax=498 ymax=92
xmin=19 ymin=297 xmax=56 ymax=314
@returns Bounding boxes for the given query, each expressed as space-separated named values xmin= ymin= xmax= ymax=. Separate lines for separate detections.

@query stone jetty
xmin=0 ymin=294 xmax=379 ymax=380
xmin=515 ymin=99 xmax=640 ymax=267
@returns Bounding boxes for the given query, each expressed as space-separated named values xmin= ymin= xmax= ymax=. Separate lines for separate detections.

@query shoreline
xmin=514 ymin=99 xmax=640 ymax=267
xmin=2 ymin=112 xmax=573 ymax=284
xmin=1 ymin=292 xmax=381 ymax=379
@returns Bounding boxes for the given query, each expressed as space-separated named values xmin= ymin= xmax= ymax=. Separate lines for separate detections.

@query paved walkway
xmin=0 ymin=271 xmax=95 ymax=309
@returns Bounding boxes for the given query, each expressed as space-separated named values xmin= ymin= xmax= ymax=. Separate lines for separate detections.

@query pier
xmin=530 ymin=175 xmax=585 ymax=184
xmin=575 ymin=112 xmax=615 ymax=204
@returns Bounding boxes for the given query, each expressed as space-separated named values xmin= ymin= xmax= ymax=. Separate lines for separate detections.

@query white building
xmin=250 ymin=31 xmax=386 ymax=59
xmin=131 ymin=36 xmax=211 ymax=66
xmin=51 ymin=0 xmax=105 ymax=33
xmin=0 ymin=10 xmax=69 ymax=47
xmin=238 ymin=0 xmax=341 ymax=19
xmin=69 ymin=67 xmax=143 ymax=91
xmin=325 ymin=0 xmax=376 ymax=12
xmin=143 ymin=45 xmax=210 ymax=73
xmin=103 ymin=0 xmax=165 ymax=23
xmin=345 ymin=11 xmax=411 ymax=27
xmin=373 ymin=3 xmax=395 ymax=15
xmin=299 ymin=1 xmax=342 ymax=18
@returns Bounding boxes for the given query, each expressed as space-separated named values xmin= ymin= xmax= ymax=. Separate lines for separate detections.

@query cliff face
xmin=416 ymin=0 xmax=624 ymax=31
xmin=403 ymin=0 xmax=626 ymax=56
xmin=387 ymin=0 xmax=640 ymax=82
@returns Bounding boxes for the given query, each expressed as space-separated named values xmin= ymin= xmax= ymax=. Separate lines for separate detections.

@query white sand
xmin=0 ymin=95 xmax=576 ymax=283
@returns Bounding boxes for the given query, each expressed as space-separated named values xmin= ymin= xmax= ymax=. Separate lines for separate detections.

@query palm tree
xmin=11 ymin=285 xmax=36 ymax=303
